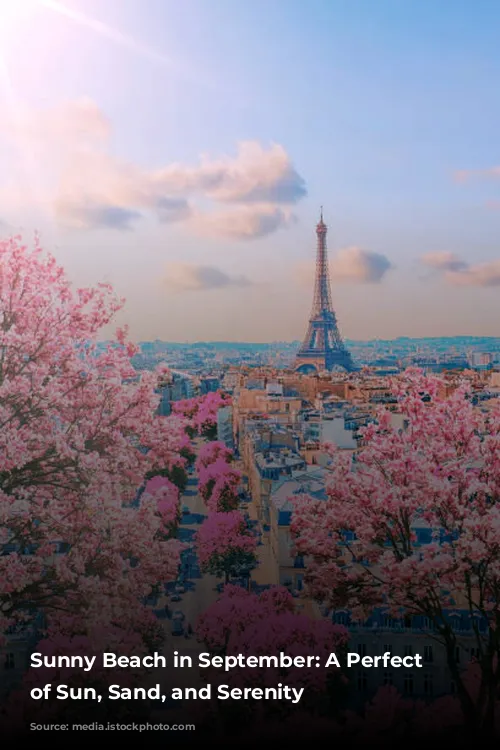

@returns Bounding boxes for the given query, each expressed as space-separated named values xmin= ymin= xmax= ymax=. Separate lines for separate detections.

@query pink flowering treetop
xmin=196 ymin=584 xmax=348 ymax=714
xmin=196 ymin=584 xmax=296 ymax=649
xmin=144 ymin=421 xmax=191 ymax=493
xmin=194 ymin=391 xmax=231 ymax=438
xmin=197 ymin=511 xmax=257 ymax=583
xmin=172 ymin=397 xmax=199 ymax=419
xmin=142 ymin=475 xmax=180 ymax=534
xmin=172 ymin=391 xmax=231 ymax=439
xmin=178 ymin=430 xmax=196 ymax=468
xmin=195 ymin=440 xmax=233 ymax=473
xmin=198 ymin=459 xmax=241 ymax=512
xmin=290 ymin=368 xmax=500 ymax=733
xmin=0 ymin=237 xmax=183 ymax=654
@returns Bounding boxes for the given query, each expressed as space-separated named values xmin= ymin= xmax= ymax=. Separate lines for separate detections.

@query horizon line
xmin=121 ymin=335 xmax=500 ymax=345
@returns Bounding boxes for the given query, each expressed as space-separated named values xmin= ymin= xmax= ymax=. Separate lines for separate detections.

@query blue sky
xmin=0 ymin=0 xmax=500 ymax=341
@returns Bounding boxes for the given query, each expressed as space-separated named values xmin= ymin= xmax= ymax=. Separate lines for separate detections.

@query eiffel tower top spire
xmin=317 ymin=206 xmax=326 ymax=230
xmin=312 ymin=207 xmax=332 ymax=316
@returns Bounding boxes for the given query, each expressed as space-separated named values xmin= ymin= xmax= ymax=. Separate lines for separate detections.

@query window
xmin=383 ymin=672 xmax=393 ymax=686
xmin=357 ymin=643 xmax=367 ymax=657
xmin=336 ymin=613 xmax=348 ymax=626
xmin=424 ymin=674 xmax=433 ymax=696
xmin=424 ymin=645 xmax=433 ymax=663
xmin=403 ymin=673 xmax=414 ymax=695
xmin=383 ymin=617 xmax=394 ymax=628
xmin=470 ymin=647 xmax=480 ymax=660
xmin=357 ymin=673 xmax=368 ymax=691
xmin=4 ymin=653 xmax=15 ymax=670
xmin=404 ymin=645 xmax=413 ymax=657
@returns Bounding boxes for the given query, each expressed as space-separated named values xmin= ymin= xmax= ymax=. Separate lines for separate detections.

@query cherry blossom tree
xmin=145 ymin=433 xmax=190 ymax=492
xmin=196 ymin=584 xmax=295 ymax=649
xmin=194 ymin=391 xmax=231 ymax=439
xmin=198 ymin=459 xmax=241 ymax=512
xmin=141 ymin=475 xmax=180 ymax=534
xmin=195 ymin=440 xmax=233 ymax=473
xmin=196 ymin=584 xmax=348 ymax=721
xmin=197 ymin=512 xmax=257 ymax=583
xmin=0 ymin=236 xmax=183 ymax=653
xmin=291 ymin=368 xmax=500 ymax=735
xmin=172 ymin=391 xmax=231 ymax=439
xmin=172 ymin=397 xmax=199 ymax=419
xmin=179 ymin=442 xmax=196 ymax=468
xmin=171 ymin=398 xmax=199 ymax=438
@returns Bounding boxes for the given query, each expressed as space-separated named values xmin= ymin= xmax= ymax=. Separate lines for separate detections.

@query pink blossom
xmin=172 ymin=391 xmax=231 ymax=437
xmin=195 ymin=441 xmax=233 ymax=473
xmin=142 ymin=475 xmax=180 ymax=529
xmin=198 ymin=458 xmax=241 ymax=512
xmin=196 ymin=512 xmax=256 ymax=581
xmin=197 ymin=585 xmax=348 ymax=698
xmin=0 ymin=236 xmax=183 ymax=652
xmin=291 ymin=368 xmax=500 ymax=731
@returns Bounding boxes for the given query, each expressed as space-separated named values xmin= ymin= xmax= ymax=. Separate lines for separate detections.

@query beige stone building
xmin=268 ymin=466 xmax=329 ymax=591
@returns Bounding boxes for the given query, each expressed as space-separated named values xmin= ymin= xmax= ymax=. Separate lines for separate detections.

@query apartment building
xmin=335 ymin=608 xmax=486 ymax=706
xmin=216 ymin=405 xmax=234 ymax=449
xmin=268 ymin=466 xmax=329 ymax=590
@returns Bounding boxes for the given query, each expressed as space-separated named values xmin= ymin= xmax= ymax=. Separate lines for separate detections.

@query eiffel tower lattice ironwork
xmin=295 ymin=209 xmax=354 ymax=373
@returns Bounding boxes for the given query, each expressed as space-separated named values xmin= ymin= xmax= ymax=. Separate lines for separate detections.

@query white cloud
xmin=330 ymin=247 xmax=393 ymax=283
xmin=164 ymin=263 xmax=253 ymax=291
xmin=294 ymin=247 xmax=393 ymax=286
xmin=447 ymin=261 xmax=500 ymax=287
xmin=0 ymin=99 xmax=306 ymax=239
xmin=421 ymin=252 xmax=500 ymax=286
xmin=190 ymin=204 xmax=294 ymax=240
xmin=421 ymin=252 xmax=468 ymax=272
xmin=154 ymin=141 xmax=306 ymax=204
xmin=54 ymin=200 xmax=142 ymax=231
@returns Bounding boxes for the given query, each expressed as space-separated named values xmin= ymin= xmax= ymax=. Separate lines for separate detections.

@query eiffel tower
xmin=295 ymin=209 xmax=355 ymax=373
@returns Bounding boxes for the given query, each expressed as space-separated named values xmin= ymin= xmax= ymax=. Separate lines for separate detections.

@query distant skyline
xmin=1 ymin=0 xmax=500 ymax=341
xmin=135 ymin=335 xmax=500 ymax=345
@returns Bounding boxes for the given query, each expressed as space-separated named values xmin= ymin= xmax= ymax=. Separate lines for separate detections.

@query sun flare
xmin=0 ymin=0 xmax=36 ymax=30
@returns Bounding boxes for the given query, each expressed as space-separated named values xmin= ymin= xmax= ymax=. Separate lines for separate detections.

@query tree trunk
xmin=480 ymin=670 xmax=497 ymax=736
xmin=444 ymin=638 xmax=479 ymax=733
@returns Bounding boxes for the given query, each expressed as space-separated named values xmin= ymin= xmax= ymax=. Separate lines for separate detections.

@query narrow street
xmin=173 ymin=472 xmax=219 ymax=640
xmin=147 ymin=449 xmax=271 ymax=724
xmin=148 ymin=467 xmax=219 ymax=714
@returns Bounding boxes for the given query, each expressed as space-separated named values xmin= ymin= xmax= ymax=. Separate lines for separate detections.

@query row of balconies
xmin=336 ymin=620 xmax=487 ymax=635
